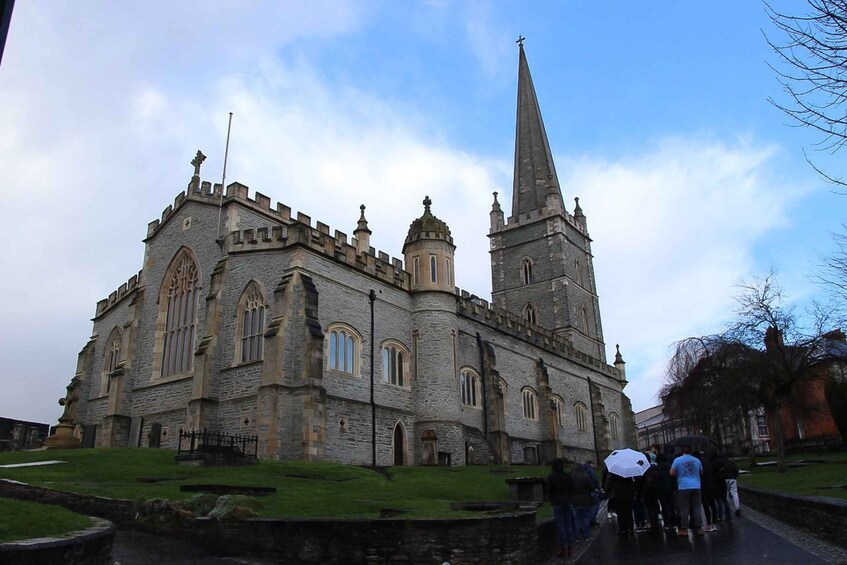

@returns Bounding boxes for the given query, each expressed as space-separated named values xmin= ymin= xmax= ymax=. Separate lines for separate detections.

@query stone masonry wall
xmin=739 ymin=485 xmax=847 ymax=549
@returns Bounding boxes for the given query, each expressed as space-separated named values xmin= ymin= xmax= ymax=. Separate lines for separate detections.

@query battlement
xmin=146 ymin=179 xmax=300 ymax=239
xmin=455 ymin=289 xmax=619 ymax=378
xmin=95 ymin=271 xmax=142 ymax=319
xmin=227 ymin=221 xmax=409 ymax=290
xmin=502 ymin=207 xmax=586 ymax=235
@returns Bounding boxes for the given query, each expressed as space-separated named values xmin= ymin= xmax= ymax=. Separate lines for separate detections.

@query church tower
xmin=489 ymin=41 xmax=607 ymax=361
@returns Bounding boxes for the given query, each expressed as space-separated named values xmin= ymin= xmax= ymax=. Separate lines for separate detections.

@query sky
xmin=0 ymin=1 xmax=843 ymax=426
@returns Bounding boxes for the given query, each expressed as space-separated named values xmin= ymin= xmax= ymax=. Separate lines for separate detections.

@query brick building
xmin=47 ymin=45 xmax=635 ymax=466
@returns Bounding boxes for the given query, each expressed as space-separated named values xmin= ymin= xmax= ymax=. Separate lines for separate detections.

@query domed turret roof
xmin=403 ymin=196 xmax=453 ymax=250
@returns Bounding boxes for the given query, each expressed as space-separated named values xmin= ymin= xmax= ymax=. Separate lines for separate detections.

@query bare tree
xmin=729 ymin=271 xmax=841 ymax=472
xmin=765 ymin=0 xmax=847 ymax=187
xmin=662 ymin=335 xmax=759 ymax=454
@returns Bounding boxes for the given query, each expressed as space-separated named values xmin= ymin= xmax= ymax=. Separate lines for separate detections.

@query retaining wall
xmin=0 ymin=517 xmax=115 ymax=565
xmin=1 ymin=479 xmax=553 ymax=564
xmin=739 ymin=485 xmax=847 ymax=549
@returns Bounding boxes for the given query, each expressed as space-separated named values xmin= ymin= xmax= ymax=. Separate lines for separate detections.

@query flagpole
xmin=216 ymin=112 xmax=234 ymax=245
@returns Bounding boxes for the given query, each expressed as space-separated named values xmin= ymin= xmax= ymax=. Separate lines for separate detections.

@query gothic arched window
xmin=521 ymin=258 xmax=533 ymax=285
xmin=524 ymin=304 xmax=536 ymax=324
xmin=575 ymin=401 xmax=588 ymax=432
xmin=160 ymin=249 xmax=199 ymax=378
xmin=553 ymin=395 xmax=566 ymax=427
xmin=328 ymin=324 xmax=360 ymax=375
xmin=522 ymin=387 xmax=538 ymax=420
xmin=581 ymin=307 xmax=590 ymax=333
xmin=383 ymin=341 xmax=411 ymax=387
xmin=102 ymin=327 xmax=122 ymax=395
xmin=609 ymin=412 xmax=620 ymax=440
xmin=237 ymin=281 xmax=267 ymax=363
xmin=460 ymin=368 xmax=481 ymax=407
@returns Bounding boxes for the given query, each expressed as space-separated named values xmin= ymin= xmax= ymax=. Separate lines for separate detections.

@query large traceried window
xmin=609 ymin=412 xmax=620 ymax=440
xmin=328 ymin=325 xmax=360 ymax=375
xmin=522 ymin=387 xmax=538 ymax=420
xmin=575 ymin=401 xmax=588 ymax=432
xmin=238 ymin=282 xmax=267 ymax=363
xmin=553 ymin=395 xmax=566 ymax=427
xmin=460 ymin=368 xmax=481 ymax=407
xmin=161 ymin=251 xmax=199 ymax=378
xmin=102 ymin=327 xmax=122 ymax=394
xmin=383 ymin=341 xmax=410 ymax=387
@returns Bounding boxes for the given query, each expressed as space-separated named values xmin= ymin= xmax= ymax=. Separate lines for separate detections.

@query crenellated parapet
xmin=227 ymin=221 xmax=409 ymax=290
xmin=95 ymin=271 xmax=142 ymax=319
xmin=146 ymin=179 xmax=299 ymax=239
xmin=456 ymin=289 xmax=619 ymax=379
xmin=500 ymin=207 xmax=587 ymax=236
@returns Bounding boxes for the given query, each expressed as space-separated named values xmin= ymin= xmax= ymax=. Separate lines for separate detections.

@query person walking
xmin=571 ymin=461 xmax=594 ymax=542
xmin=720 ymin=454 xmax=741 ymax=516
xmin=713 ymin=452 xmax=732 ymax=523
xmin=546 ymin=458 xmax=575 ymax=558
xmin=582 ymin=460 xmax=602 ymax=526
xmin=654 ymin=453 xmax=678 ymax=531
xmin=604 ymin=469 xmax=636 ymax=538
xmin=670 ymin=444 xmax=704 ymax=537
xmin=700 ymin=452 xmax=719 ymax=531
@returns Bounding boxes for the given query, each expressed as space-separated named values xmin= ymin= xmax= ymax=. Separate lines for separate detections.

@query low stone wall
xmin=171 ymin=512 xmax=540 ymax=564
xmin=1 ymin=479 xmax=551 ymax=564
xmin=0 ymin=517 xmax=115 ymax=565
xmin=739 ymin=485 xmax=847 ymax=548
xmin=0 ymin=479 xmax=137 ymax=526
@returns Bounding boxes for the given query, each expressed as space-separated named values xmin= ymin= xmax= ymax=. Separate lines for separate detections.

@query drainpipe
xmin=475 ymin=333 xmax=488 ymax=436
xmin=369 ymin=289 xmax=376 ymax=467
xmin=587 ymin=377 xmax=600 ymax=466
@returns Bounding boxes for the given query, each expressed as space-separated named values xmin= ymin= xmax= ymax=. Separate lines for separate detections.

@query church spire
xmin=512 ymin=39 xmax=564 ymax=219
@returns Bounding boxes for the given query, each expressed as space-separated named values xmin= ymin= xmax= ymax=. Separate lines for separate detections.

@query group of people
xmin=545 ymin=458 xmax=604 ymax=559
xmin=546 ymin=443 xmax=742 ymax=558
xmin=604 ymin=443 xmax=741 ymax=538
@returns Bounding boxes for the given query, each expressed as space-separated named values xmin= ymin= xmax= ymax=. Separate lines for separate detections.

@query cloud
xmin=0 ymin=2 xmax=815 ymax=425
xmin=561 ymin=135 xmax=809 ymax=410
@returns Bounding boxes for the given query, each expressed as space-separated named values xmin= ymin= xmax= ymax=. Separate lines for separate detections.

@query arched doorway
xmin=393 ymin=422 xmax=406 ymax=466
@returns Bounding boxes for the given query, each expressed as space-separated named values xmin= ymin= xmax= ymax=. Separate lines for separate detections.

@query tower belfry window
xmin=524 ymin=304 xmax=536 ymax=324
xmin=521 ymin=259 xmax=533 ymax=285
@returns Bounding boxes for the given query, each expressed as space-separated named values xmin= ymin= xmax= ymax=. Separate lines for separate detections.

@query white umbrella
xmin=604 ymin=448 xmax=650 ymax=478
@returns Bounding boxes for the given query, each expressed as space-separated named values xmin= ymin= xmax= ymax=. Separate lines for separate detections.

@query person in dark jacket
xmin=571 ymin=462 xmax=594 ymax=541
xmin=699 ymin=452 xmax=718 ymax=532
xmin=546 ymin=458 xmax=575 ymax=558
xmin=604 ymin=469 xmax=636 ymax=537
xmin=641 ymin=454 xmax=661 ymax=532
xmin=713 ymin=453 xmax=733 ymax=522
xmin=583 ymin=460 xmax=602 ymax=526
xmin=654 ymin=453 xmax=678 ymax=531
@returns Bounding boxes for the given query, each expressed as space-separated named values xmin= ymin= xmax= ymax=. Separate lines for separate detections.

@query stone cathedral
xmin=48 ymin=45 xmax=637 ymax=466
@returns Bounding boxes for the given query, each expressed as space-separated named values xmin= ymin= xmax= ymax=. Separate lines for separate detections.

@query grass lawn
xmin=737 ymin=452 xmax=847 ymax=500
xmin=0 ymin=499 xmax=94 ymax=543
xmin=0 ymin=448 xmax=552 ymax=519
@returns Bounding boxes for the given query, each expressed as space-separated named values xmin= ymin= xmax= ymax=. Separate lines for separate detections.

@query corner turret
xmin=403 ymin=196 xmax=455 ymax=293
xmin=490 ymin=191 xmax=504 ymax=232
xmin=353 ymin=204 xmax=371 ymax=255
xmin=614 ymin=344 xmax=627 ymax=386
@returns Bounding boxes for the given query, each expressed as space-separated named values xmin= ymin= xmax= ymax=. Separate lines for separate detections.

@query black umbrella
xmin=671 ymin=435 xmax=712 ymax=448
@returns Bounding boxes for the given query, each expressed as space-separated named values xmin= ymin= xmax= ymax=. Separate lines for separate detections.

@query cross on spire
xmin=516 ymin=35 xmax=525 ymax=47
